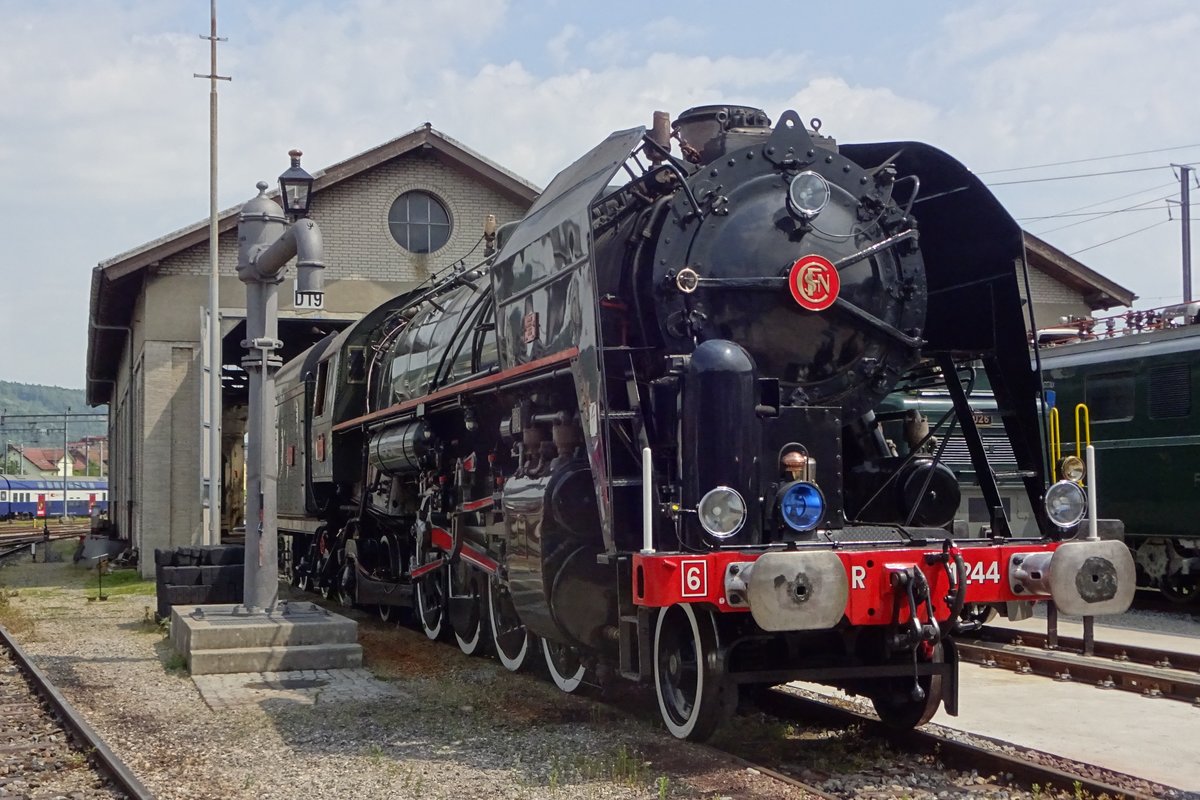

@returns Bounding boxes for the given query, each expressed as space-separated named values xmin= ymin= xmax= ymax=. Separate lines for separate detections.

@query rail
xmin=760 ymin=687 xmax=1161 ymax=800
xmin=959 ymin=626 xmax=1200 ymax=705
xmin=0 ymin=623 xmax=156 ymax=800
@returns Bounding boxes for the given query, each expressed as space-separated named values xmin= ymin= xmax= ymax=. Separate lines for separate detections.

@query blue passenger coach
xmin=0 ymin=476 xmax=109 ymax=519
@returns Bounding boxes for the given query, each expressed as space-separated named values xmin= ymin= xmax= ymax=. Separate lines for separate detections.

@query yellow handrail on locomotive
xmin=1074 ymin=403 xmax=1091 ymax=486
xmin=1048 ymin=406 xmax=1062 ymax=482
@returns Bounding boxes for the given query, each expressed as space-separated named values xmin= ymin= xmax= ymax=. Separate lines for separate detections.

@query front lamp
xmin=697 ymin=486 xmax=747 ymax=539
xmin=779 ymin=481 xmax=825 ymax=532
xmin=787 ymin=171 xmax=830 ymax=220
xmin=1059 ymin=455 xmax=1086 ymax=483
xmin=1045 ymin=479 xmax=1087 ymax=528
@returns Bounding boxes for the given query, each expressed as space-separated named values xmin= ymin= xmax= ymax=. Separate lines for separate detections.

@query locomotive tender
xmin=277 ymin=105 xmax=1135 ymax=740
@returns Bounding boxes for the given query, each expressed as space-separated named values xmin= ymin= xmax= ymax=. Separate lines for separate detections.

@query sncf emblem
xmin=681 ymin=559 xmax=708 ymax=597
xmin=788 ymin=254 xmax=840 ymax=311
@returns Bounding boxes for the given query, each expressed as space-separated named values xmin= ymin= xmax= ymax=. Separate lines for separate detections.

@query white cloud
xmin=547 ymin=24 xmax=579 ymax=67
xmin=5 ymin=0 xmax=1200 ymax=386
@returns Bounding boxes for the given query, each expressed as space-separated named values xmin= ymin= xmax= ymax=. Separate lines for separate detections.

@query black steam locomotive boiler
xmin=276 ymin=105 xmax=1135 ymax=740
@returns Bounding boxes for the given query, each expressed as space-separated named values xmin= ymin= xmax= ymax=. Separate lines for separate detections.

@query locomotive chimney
xmin=672 ymin=105 xmax=772 ymax=165
xmin=648 ymin=110 xmax=672 ymax=162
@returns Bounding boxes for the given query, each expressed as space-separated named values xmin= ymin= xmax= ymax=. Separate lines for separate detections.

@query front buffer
xmin=632 ymin=538 xmax=1133 ymax=740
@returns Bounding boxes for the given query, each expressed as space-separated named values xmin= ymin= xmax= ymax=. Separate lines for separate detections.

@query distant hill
xmin=0 ymin=381 xmax=107 ymax=443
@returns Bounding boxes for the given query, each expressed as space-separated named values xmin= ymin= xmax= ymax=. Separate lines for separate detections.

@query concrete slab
xmin=796 ymin=656 xmax=1200 ymax=794
xmin=170 ymin=601 xmax=362 ymax=676
xmin=991 ymin=607 xmax=1200 ymax=656
xmin=192 ymin=668 xmax=403 ymax=710
xmin=939 ymin=662 xmax=1200 ymax=794
xmin=188 ymin=643 xmax=362 ymax=675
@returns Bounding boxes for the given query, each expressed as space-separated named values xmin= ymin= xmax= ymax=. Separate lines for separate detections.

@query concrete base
xmin=76 ymin=535 xmax=128 ymax=565
xmin=169 ymin=602 xmax=362 ymax=676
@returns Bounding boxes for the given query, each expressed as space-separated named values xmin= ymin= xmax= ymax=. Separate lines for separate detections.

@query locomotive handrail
xmin=1048 ymin=406 xmax=1062 ymax=482
xmin=1073 ymin=403 xmax=1091 ymax=484
xmin=332 ymin=347 xmax=580 ymax=432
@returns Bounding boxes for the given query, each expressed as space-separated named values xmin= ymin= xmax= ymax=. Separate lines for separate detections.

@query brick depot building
xmin=86 ymin=125 xmax=537 ymax=573
xmin=84 ymin=123 xmax=1132 ymax=574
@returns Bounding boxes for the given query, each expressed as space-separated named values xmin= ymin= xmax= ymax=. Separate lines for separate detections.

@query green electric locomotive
xmin=1039 ymin=303 xmax=1200 ymax=602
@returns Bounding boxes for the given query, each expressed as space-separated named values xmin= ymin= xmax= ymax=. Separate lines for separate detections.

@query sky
xmin=3 ymin=0 xmax=1199 ymax=389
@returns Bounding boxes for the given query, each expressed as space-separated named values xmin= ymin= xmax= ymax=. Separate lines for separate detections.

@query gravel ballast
xmin=1 ymin=551 xmax=1184 ymax=800
xmin=0 ymin=555 xmax=807 ymax=799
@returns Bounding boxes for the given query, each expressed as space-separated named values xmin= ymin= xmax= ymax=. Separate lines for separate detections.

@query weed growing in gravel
xmin=656 ymin=775 xmax=670 ymax=798
xmin=163 ymin=651 xmax=187 ymax=673
xmin=544 ymin=744 xmax=652 ymax=791
xmin=399 ymin=764 xmax=425 ymax=795
xmin=129 ymin=605 xmax=162 ymax=634
xmin=0 ymin=582 xmax=35 ymax=637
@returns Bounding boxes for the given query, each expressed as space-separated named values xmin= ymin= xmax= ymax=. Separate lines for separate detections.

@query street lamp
xmin=235 ymin=151 xmax=326 ymax=612
xmin=278 ymin=149 xmax=314 ymax=220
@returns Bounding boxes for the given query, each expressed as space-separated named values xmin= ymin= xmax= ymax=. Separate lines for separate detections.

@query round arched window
xmin=388 ymin=191 xmax=451 ymax=253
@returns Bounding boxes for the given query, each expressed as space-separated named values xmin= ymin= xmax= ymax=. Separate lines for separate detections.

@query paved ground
xmin=193 ymin=667 xmax=404 ymax=709
xmin=948 ymin=609 xmax=1200 ymax=793
xmin=802 ymin=606 xmax=1200 ymax=794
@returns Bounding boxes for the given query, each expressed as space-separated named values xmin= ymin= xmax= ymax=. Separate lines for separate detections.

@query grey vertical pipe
xmin=237 ymin=179 xmax=324 ymax=612
xmin=202 ymin=0 xmax=228 ymax=547
xmin=242 ymin=281 xmax=282 ymax=611
xmin=62 ymin=410 xmax=68 ymax=521
xmin=1182 ymin=165 xmax=1193 ymax=303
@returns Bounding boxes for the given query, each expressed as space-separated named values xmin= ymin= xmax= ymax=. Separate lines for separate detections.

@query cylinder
xmin=368 ymin=421 xmax=436 ymax=475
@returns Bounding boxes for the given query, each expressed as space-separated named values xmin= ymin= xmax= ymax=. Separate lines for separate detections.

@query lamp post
xmin=236 ymin=151 xmax=325 ymax=612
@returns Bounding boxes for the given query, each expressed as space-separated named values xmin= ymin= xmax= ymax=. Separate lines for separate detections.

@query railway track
xmin=0 ymin=524 xmax=90 ymax=538
xmin=754 ymin=687 xmax=1170 ymax=800
xmin=0 ymin=623 xmax=155 ymax=799
xmin=959 ymin=627 xmax=1200 ymax=705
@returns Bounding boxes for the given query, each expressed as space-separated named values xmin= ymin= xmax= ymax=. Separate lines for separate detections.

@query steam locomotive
xmin=276 ymin=105 xmax=1135 ymax=740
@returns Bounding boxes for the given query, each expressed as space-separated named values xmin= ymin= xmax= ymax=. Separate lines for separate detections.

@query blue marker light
xmin=780 ymin=481 xmax=825 ymax=531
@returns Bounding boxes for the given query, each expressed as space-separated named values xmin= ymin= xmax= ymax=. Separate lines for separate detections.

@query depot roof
xmin=86 ymin=124 xmax=541 ymax=406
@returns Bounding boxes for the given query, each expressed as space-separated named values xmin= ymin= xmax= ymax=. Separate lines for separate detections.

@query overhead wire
xmin=988 ymin=163 xmax=1198 ymax=187
xmin=1067 ymin=219 xmax=1171 ymax=256
xmin=1025 ymin=179 xmax=1179 ymax=219
xmin=978 ymin=143 xmax=1200 ymax=175
xmin=1031 ymin=191 xmax=1177 ymax=235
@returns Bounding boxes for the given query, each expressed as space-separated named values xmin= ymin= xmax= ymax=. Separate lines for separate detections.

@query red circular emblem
xmin=788 ymin=255 xmax=840 ymax=311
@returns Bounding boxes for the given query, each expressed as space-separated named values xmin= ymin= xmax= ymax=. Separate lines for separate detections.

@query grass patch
xmin=547 ymin=744 xmax=654 ymax=791
xmin=162 ymin=651 xmax=187 ymax=673
xmin=0 ymin=587 xmax=35 ymax=637
xmin=97 ymin=570 xmax=155 ymax=596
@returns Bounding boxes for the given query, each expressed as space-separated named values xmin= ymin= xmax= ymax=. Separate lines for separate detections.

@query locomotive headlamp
xmin=697 ymin=486 xmax=747 ymax=539
xmin=779 ymin=481 xmax=825 ymax=532
xmin=278 ymin=149 xmax=315 ymax=219
xmin=1045 ymin=479 xmax=1088 ymax=528
xmin=1059 ymin=455 xmax=1086 ymax=483
xmin=787 ymin=171 xmax=830 ymax=220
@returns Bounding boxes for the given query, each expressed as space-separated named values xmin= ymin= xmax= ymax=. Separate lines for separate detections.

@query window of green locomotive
xmin=346 ymin=346 xmax=367 ymax=384
xmin=1148 ymin=363 xmax=1191 ymax=419
xmin=1084 ymin=371 xmax=1135 ymax=423
xmin=313 ymin=359 xmax=330 ymax=417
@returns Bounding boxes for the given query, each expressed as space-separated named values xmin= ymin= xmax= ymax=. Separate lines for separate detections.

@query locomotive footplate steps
xmin=169 ymin=601 xmax=361 ymax=675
